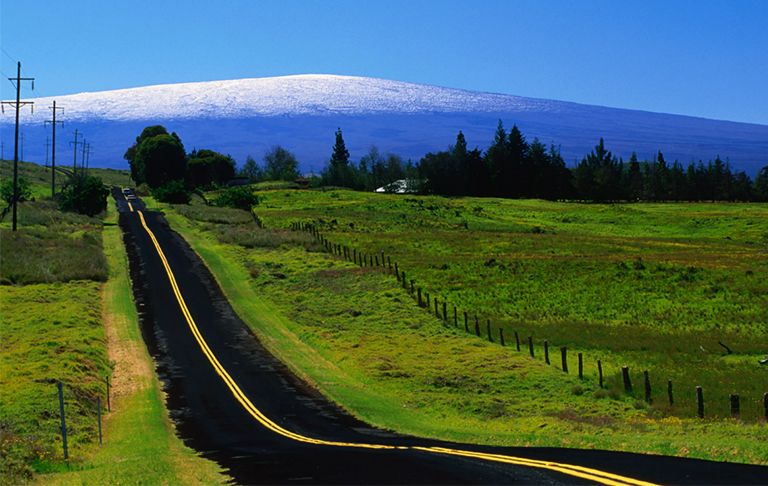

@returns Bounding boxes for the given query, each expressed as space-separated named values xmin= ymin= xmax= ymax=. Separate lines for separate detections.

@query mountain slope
xmin=2 ymin=75 xmax=766 ymax=176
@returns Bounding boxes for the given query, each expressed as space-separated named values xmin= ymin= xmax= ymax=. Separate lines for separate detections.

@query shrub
xmin=0 ymin=176 xmax=32 ymax=204
xmin=215 ymin=186 xmax=259 ymax=211
xmin=151 ymin=179 xmax=190 ymax=204
xmin=58 ymin=174 xmax=109 ymax=216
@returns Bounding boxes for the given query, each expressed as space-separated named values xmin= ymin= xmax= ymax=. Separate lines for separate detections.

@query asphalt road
xmin=114 ymin=190 xmax=767 ymax=485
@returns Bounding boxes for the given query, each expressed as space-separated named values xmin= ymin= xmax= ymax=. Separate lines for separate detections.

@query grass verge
xmin=32 ymin=197 xmax=230 ymax=485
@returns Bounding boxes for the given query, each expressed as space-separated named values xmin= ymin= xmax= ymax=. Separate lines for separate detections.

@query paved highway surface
xmin=114 ymin=190 xmax=766 ymax=485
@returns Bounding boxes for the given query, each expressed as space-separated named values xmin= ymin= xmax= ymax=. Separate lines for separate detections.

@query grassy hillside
xmin=163 ymin=188 xmax=767 ymax=465
xmin=0 ymin=158 xmax=132 ymax=195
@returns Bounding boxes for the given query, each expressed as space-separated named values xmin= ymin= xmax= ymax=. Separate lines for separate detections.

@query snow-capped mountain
xmin=1 ymin=75 xmax=766 ymax=176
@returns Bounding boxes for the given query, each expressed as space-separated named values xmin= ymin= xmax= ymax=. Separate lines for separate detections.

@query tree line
xmin=321 ymin=121 xmax=768 ymax=201
xmin=125 ymin=123 xmax=768 ymax=203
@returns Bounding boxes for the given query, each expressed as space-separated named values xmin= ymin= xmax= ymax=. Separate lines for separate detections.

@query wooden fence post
xmin=763 ymin=392 xmax=768 ymax=420
xmin=696 ymin=386 xmax=704 ymax=418
xmin=464 ymin=311 xmax=469 ymax=332
xmin=474 ymin=314 xmax=480 ymax=337
xmin=499 ymin=328 xmax=505 ymax=346
xmin=644 ymin=370 xmax=652 ymax=403
xmin=578 ymin=353 xmax=583 ymax=379
xmin=730 ymin=394 xmax=740 ymax=419
xmin=97 ymin=396 xmax=103 ymax=445
xmin=395 ymin=263 xmax=399 ymax=280
xmin=58 ymin=382 xmax=69 ymax=463
xmin=544 ymin=340 xmax=549 ymax=364
xmin=417 ymin=288 xmax=423 ymax=307
xmin=515 ymin=331 xmax=520 ymax=351
xmin=668 ymin=380 xmax=674 ymax=406
xmin=561 ymin=347 xmax=568 ymax=373
xmin=443 ymin=302 xmax=447 ymax=323
xmin=388 ymin=256 xmax=392 ymax=271
xmin=622 ymin=366 xmax=632 ymax=392
xmin=598 ymin=360 xmax=603 ymax=388
xmin=410 ymin=280 xmax=415 ymax=294
xmin=486 ymin=319 xmax=492 ymax=342
xmin=435 ymin=298 xmax=439 ymax=319
xmin=528 ymin=336 xmax=534 ymax=358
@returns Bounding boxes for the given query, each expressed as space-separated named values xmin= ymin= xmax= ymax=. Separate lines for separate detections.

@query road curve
xmin=113 ymin=190 xmax=766 ymax=485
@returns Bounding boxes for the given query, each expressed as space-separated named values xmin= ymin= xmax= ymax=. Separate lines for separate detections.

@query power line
xmin=1 ymin=48 xmax=17 ymax=63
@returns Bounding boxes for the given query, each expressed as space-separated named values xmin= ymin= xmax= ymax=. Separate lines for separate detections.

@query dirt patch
xmin=102 ymin=276 xmax=153 ymax=406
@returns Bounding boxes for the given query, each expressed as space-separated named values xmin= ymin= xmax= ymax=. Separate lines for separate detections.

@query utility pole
xmin=70 ymin=129 xmax=82 ymax=173
xmin=84 ymin=143 xmax=93 ymax=176
xmin=81 ymin=139 xmax=87 ymax=176
xmin=1 ymin=62 xmax=35 ymax=231
xmin=45 ymin=137 xmax=51 ymax=167
xmin=45 ymin=101 xmax=64 ymax=197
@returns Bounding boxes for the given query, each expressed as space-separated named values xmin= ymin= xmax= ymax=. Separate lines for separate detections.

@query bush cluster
xmin=214 ymin=186 xmax=259 ymax=210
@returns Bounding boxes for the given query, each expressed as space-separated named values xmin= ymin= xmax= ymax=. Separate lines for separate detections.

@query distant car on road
xmin=127 ymin=194 xmax=138 ymax=201
xmin=123 ymin=188 xmax=131 ymax=195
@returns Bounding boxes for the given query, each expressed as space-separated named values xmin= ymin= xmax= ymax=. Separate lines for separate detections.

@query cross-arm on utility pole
xmin=1 ymin=61 xmax=35 ymax=231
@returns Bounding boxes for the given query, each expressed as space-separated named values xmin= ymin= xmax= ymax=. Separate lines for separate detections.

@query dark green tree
xmin=263 ymin=145 xmax=300 ymax=181
xmin=151 ymin=180 xmax=191 ymax=204
xmin=575 ymin=138 xmax=620 ymax=201
xmin=418 ymin=150 xmax=457 ymax=195
xmin=506 ymin=125 xmax=530 ymax=198
xmin=240 ymin=155 xmax=264 ymax=183
xmin=330 ymin=128 xmax=350 ymax=168
xmin=58 ymin=174 xmax=110 ymax=216
xmin=187 ymin=149 xmax=236 ymax=188
xmin=752 ymin=166 xmax=768 ymax=202
xmin=215 ymin=186 xmax=259 ymax=210
xmin=484 ymin=120 xmax=511 ymax=197
xmin=622 ymin=152 xmax=643 ymax=200
xmin=454 ymin=132 xmax=488 ymax=197
xmin=125 ymin=125 xmax=170 ymax=183
xmin=731 ymin=170 xmax=752 ymax=201
xmin=323 ymin=128 xmax=355 ymax=187
xmin=133 ymin=133 xmax=187 ymax=188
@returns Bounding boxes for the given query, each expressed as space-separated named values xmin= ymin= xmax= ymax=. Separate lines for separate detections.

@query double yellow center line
xmin=136 ymin=209 xmax=658 ymax=486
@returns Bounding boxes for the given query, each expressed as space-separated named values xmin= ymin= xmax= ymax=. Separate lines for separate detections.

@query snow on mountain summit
xmin=8 ymin=75 xmax=559 ymax=123
xmin=2 ymin=75 xmax=766 ymax=176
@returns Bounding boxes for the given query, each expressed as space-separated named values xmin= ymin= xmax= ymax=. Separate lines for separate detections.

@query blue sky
xmin=1 ymin=0 xmax=767 ymax=125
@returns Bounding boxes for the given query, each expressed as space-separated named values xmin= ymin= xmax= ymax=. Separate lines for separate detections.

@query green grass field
xmin=162 ymin=188 xmax=767 ymax=465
